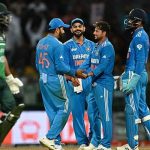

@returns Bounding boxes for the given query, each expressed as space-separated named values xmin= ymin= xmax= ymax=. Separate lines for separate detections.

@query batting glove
xmin=6 ymin=74 xmax=23 ymax=94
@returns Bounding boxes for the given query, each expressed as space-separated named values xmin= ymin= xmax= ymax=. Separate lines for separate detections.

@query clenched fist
xmin=75 ymin=69 xmax=88 ymax=79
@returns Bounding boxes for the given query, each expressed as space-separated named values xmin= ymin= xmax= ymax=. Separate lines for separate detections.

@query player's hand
xmin=71 ymin=77 xmax=80 ymax=87
xmin=6 ymin=74 xmax=23 ymax=94
xmin=75 ymin=69 xmax=88 ymax=79
xmin=87 ymin=72 xmax=94 ymax=77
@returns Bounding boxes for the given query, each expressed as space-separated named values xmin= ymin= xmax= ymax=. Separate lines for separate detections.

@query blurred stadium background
xmin=1 ymin=0 xmax=150 ymax=148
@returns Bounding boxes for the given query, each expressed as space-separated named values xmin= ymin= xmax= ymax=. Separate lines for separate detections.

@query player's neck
xmin=73 ymin=36 xmax=84 ymax=45
xmin=98 ymin=37 xmax=107 ymax=44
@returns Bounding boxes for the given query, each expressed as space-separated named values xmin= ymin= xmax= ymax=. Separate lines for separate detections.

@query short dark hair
xmin=94 ymin=21 xmax=110 ymax=35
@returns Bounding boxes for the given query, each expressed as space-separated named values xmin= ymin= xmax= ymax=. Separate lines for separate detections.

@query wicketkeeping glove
xmin=6 ymin=74 xmax=23 ymax=94
xmin=122 ymin=73 xmax=140 ymax=95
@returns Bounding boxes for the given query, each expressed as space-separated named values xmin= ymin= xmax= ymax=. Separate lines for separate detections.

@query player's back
xmin=36 ymin=34 xmax=63 ymax=76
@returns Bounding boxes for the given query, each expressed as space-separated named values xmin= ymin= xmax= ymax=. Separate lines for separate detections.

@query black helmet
xmin=124 ymin=8 xmax=147 ymax=30
xmin=0 ymin=3 xmax=10 ymax=15
xmin=0 ymin=3 xmax=11 ymax=32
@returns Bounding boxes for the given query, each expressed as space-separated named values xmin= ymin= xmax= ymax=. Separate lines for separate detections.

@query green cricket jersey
xmin=0 ymin=33 xmax=6 ymax=79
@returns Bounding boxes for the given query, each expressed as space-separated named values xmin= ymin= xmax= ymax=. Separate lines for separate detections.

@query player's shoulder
xmin=101 ymin=40 xmax=115 ymax=54
xmin=64 ymin=38 xmax=74 ymax=45
xmin=134 ymin=28 xmax=148 ymax=41
xmin=41 ymin=35 xmax=62 ymax=45
xmin=102 ymin=39 xmax=113 ymax=48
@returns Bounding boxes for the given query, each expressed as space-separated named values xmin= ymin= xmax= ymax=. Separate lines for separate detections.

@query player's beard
xmin=72 ymin=30 xmax=84 ymax=38
xmin=58 ymin=32 xmax=66 ymax=42
xmin=94 ymin=36 xmax=103 ymax=42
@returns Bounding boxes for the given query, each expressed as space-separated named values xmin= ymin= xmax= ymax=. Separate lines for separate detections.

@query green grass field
xmin=1 ymin=145 xmax=150 ymax=150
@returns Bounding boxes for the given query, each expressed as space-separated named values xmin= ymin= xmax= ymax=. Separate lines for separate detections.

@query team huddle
xmin=36 ymin=7 xmax=150 ymax=150
xmin=0 ymin=2 xmax=149 ymax=150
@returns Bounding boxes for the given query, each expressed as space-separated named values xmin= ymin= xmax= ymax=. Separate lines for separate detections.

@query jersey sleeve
xmin=134 ymin=37 xmax=147 ymax=75
xmin=93 ymin=45 xmax=113 ymax=76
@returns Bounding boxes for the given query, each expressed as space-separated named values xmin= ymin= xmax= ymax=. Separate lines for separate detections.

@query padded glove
xmin=122 ymin=73 xmax=140 ymax=95
xmin=6 ymin=74 xmax=23 ymax=94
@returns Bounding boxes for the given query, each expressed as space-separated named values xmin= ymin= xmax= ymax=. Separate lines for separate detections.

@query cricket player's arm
xmin=54 ymin=44 xmax=76 ymax=76
xmin=4 ymin=56 xmax=11 ymax=76
xmin=122 ymin=38 xmax=145 ymax=94
xmin=134 ymin=37 xmax=147 ymax=75
xmin=4 ymin=56 xmax=23 ymax=94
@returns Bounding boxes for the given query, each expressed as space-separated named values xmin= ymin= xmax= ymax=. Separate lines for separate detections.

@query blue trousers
xmin=39 ymin=75 xmax=71 ymax=145
xmin=68 ymin=78 xmax=100 ymax=146
xmin=124 ymin=71 xmax=150 ymax=148
xmin=93 ymin=83 xmax=113 ymax=148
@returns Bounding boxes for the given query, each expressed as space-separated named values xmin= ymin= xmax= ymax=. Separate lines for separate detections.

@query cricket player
xmin=117 ymin=8 xmax=150 ymax=150
xmin=64 ymin=18 xmax=100 ymax=150
xmin=0 ymin=2 xmax=25 ymax=145
xmin=36 ymin=18 xmax=87 ymax=150
xmin=79 ymin=21 xmax=115 ymax=150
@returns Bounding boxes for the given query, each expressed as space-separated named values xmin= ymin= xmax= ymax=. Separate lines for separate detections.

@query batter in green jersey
xmin=0 ymin=3 xmax=16 ymax=113
xmin=0 ymin=2 xmax=25 ymax=145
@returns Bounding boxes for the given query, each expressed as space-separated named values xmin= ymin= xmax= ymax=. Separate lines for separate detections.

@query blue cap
xmin=49 ymin=18 xmax=70 ymax=30
xmin=71 ymin=18 xmax=84 ymax=26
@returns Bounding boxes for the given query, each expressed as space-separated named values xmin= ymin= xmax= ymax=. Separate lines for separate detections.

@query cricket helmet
xmin=0 ymin=3 xmax=11 ymax=31
xmin=124 ymin=8 xmax=147 ymax=30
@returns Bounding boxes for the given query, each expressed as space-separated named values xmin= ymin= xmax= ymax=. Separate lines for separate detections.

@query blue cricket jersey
xmin=64 ymin=38 xmax=95 ymax=71
xmin=125 ymin=27 xmax=149 ymax=75
xmin=35 ymin=34 xmax=75 ymax=76
xmin=80 ymin=38 xmax=115 ymax=91
xmin=64 ymin=37 xmax=95 ymax=91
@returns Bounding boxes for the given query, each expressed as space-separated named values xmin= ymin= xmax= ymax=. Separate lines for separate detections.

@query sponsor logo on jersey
xmin=75 ymin=59 xmax=84 ymax=66
xmin=73 ymin=54 xmax=89 ymax=59
xmin=91 ymin=58 xmax=99 ymax=64
xmin=136 ymin=44 xmax=142 ymax=50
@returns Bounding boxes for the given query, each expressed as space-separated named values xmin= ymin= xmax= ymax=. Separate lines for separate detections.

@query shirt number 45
xmin=38 ymin=52 xmax=50 ymax=68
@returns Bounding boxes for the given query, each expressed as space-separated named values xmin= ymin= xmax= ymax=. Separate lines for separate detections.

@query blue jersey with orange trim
xmin=80 ymin=38 xmax=115 ymax=90
xmin=35 ymin=34 xmax=75 ymax=76
xmin=125 ymin=27 xmax=149 ymax=75
xmin=64 ymin=38 xmax=95 ymax=70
